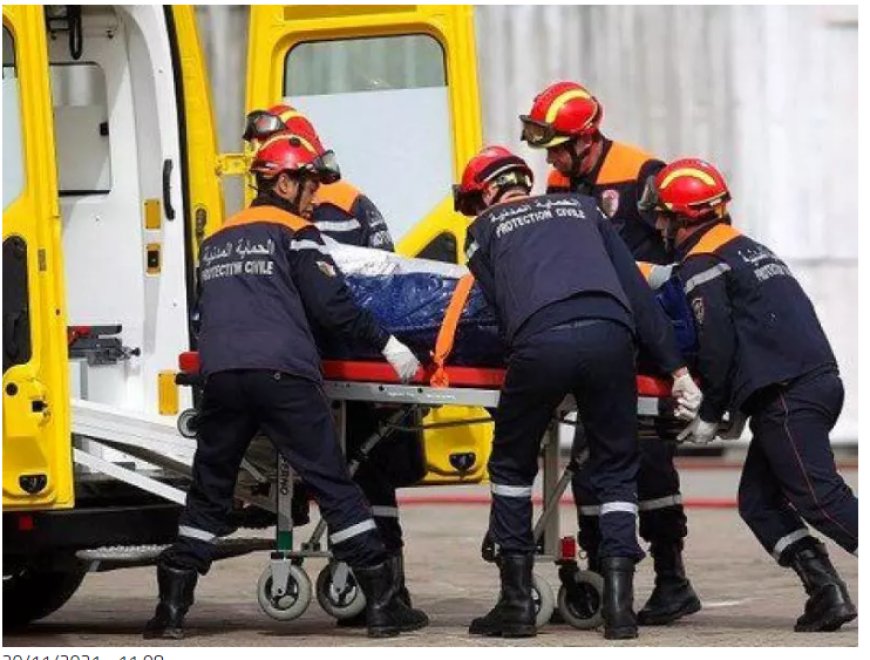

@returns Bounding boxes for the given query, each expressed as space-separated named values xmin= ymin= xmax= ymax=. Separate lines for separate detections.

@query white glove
xmin=677 ymin=417 xmax=720 ymax=445
xmin=381 ymin=336 xmax=420 ymax=382
xmin=720 ymin=412 xmax=748 ymax=440
xmin=671 ymin=372 xmax=703 ymax=421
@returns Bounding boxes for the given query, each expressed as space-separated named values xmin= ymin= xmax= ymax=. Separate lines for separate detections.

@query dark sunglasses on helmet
xmin=243 ymin=110 xmax=285 ymax=142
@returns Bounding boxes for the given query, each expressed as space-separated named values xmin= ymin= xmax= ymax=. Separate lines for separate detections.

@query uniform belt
xmin=549 ymin=318 xmax=607 ymax=332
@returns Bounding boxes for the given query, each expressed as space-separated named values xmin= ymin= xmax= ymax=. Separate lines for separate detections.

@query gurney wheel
xmin=257 ymin=564 xmax=311 ymax=621
xmin=532 ymin=573 xmax=555 ymax=629
xmin=177 ymin=408 xmax=198 ymax=439
xmin=557 ymin=569 xmax=604 ymax=630
xmin=315 ymin=563 xmax=366 ymax=620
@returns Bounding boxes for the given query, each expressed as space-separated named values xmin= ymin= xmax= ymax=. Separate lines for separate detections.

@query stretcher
xmin=175 ymin=350 xmax=682 ymax=630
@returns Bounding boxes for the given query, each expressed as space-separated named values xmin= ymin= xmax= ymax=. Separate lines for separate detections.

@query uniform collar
xmin=675 ymin=219 xmax=727 ymax=261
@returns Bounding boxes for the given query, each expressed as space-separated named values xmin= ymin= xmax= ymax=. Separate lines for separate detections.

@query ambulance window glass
xmin=284 ymin=35 xmax=451 ymax=240
xmin=3 ymin=25 xmax=26 ymax=210
xmin=49 ymin=62 xmax=112 ymax=195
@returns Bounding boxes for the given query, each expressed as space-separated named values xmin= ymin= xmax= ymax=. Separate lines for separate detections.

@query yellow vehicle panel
xmin=2 ymin=5 xmax=73 ymax=510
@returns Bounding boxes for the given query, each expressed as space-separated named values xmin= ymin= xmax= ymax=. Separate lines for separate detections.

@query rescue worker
xmin=520 ymin=81 xmax=701 ymax=625
xmin=642 ymin=157 xmax=858 ymax=632
xmin=144 ymin=133 xmax=428 ymax=640
xmin=454 ymin=146 xmax=702 ymax=639
xmin=244 ymin=105 xmax=394 ymax=248
xmin=243 ymin=105 xmax=422 ymax=625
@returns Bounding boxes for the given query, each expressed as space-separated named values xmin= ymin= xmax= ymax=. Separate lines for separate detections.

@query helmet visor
xmin=312 ymin=149 xmax=341 ymax=184
xmin=637 ymin=175 xmax=666 ymax=214
xmin=243 ymin=110 xmax=285 ymax=143
xmin=519 ymin=115 xmax=559 ymax=147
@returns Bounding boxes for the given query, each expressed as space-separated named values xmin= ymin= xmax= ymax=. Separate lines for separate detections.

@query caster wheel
xmin=557 ymin=569 xmax=604 ymax=630
xmin=315 ymin=562 xmax=366 ymax=620
xmin=177 ymin=408 xmax=198 ymax=439
xmin=531 ymin=573 xmax=555 ymax=629
xmin=257 ymin=563 xmax=312 ymax=621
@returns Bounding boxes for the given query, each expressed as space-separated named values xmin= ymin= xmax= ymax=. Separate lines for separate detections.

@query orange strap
xmin=430 ymin=274 xmax=476 ymax=388
xmin=636 ymin=261 xmax=654 ymax=281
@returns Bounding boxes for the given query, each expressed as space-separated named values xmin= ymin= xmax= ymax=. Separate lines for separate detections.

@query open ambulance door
xmin=245 ymin=4 xmax=483 ymax=262
xmin=3 ymin=6 xmax=73 ymax=510
xmin=245 ymin=5 xmax=490 ymax=483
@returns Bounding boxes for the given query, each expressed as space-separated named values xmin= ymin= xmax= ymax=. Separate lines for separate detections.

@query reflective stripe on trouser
xmin=161 ymin=371 xmax=386 ymax=574
xmin=738 ymin=371 xmax=858 ymax=562
xmin=572 ymin=421 xmax=687 ymax=550
xmin=487 ymin=321 xmax=643 ymax=560
xmin=346 ymin=401 xmax=415 ymax=552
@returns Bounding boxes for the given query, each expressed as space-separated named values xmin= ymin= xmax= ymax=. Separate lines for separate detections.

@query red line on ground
xmin=396 ymin=495 xmax=737 ymax=509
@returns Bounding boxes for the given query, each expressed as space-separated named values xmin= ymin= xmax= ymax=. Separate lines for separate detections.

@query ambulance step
xmin=77 ymin=537 xmax=275 ymax=570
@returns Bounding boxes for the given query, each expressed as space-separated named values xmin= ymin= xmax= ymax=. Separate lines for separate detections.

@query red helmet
xmin=250 ymin=132 xmax=339 ymax=184
xmin=520 ymin=81 xmax=603 ymax=149
xmin=243 ymin=103 xmax=326 ymax=154
xmin=640 ymin=158 xmax=731 ymax=221
xmin=453 ymin=146 xmax=534 ymax=216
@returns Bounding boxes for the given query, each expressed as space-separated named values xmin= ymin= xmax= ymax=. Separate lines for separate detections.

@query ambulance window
xmin=49 ymin=62 xmax=112 ymax=195
xmin=2 ymin=25 xmax=26 ymax=210
xmin=284 ymin=34 xmax=452 ymax=240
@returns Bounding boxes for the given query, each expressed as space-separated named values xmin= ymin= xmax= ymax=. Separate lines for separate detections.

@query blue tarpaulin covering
xmin=317 ymin=271 xmax=696 ymax=368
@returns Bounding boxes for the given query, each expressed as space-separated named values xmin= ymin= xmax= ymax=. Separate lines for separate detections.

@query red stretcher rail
xmin=177 ymin=352 xmax=673 ymax=398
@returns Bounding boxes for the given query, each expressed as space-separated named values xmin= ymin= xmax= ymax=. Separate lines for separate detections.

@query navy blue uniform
xmin=312 ymin=181 xmax=395 ymax=250
xmin=548 ymin=141 xmax=689 ymax=557
xmin=466 ymin=193 xmax=684 ymax=560
xmin=163 ymin=200 xmax=390 ymax=574
xmin=677 ymin=222 xmax=858 ymax=561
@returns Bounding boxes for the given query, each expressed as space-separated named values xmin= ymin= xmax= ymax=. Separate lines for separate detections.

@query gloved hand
xmin=677 ymin=417 xmax=720 ymax=445
xmin=671 ymin=370 xmax=703 ymax=421
xmin=382 ymin=336 xmax=420 ymax=383
xmin=720 ymin=412 xmax=748 ymax=440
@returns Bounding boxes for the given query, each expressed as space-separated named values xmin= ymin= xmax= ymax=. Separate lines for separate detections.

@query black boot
xmin=353 ymin=559 xmax=429 ymax=638
xmin=469 ymin=553 xmax=537 ymax=638
xmin=601 ymin=556 xmax=638 ymax=640
xmin=338 ymin=552 xmax=414 ymax=628
xmin=790 ymin=541 xmax=857 ymax=632
xmin=638 ymin=542 xmax=701 ymax=625
xmin=143 ymin=564 xmax=198 ymax=640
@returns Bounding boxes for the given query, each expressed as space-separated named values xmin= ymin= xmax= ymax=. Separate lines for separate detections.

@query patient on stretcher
xmin=316 ymin=243 xmax=695 ymax=370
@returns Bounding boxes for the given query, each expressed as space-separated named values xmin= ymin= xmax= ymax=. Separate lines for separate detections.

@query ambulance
xmin=2 ymin=4 xmax=486 ymax=626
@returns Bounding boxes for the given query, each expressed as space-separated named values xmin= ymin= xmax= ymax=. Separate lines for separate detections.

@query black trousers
xmin=161 ymin=370 xmax=385 ymax=574
xmin=487 ymin=320 xmax=644 ymax=561
xmin=572 ymin=429 xmax=687 ymax=557
xmin=346 ymin=402 xmax=426 ymax=552
xmin=739 ymin=369 xmax=858 ymax=563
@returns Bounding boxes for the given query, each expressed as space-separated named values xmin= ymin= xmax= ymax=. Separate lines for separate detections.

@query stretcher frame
xmin=256 ymin=359 xmax=677 ymax=625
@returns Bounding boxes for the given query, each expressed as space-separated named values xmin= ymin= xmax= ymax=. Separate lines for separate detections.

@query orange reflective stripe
xmin=215 ymin=206 xmax=311 ymax=236
xmin=430 ymin=274 xmax=476 ymax=388
xmin=315 ymin=181 xmax=361 ymax=215
xmin=547 ymin=169 xmax=571 ymax=190
xmin=596 ymin=142 xmax=656 ymax=186
xmin=636 ymin=261 xmax=654 ymax=281
xmin=687 ymin=224 xmax=742 ymax=258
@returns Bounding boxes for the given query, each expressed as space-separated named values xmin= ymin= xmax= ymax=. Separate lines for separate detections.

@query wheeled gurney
xmin=176 ymin=350 xmax=682 ymax=629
